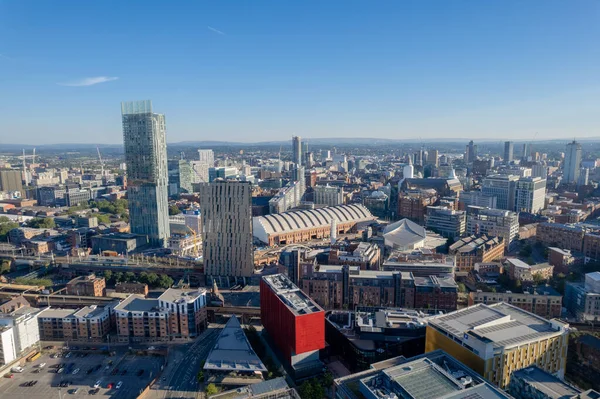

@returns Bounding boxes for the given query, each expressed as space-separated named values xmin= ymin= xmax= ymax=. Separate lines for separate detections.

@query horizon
xmin=1 ymin=1 xmax=600 ymax=144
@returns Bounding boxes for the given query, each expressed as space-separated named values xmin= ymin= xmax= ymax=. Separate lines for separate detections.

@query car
xmin=72 ymin=368 xmax=80 ymax=375
xmin=32 ymin=381 xmax=37 ymax=386
xmin=107 ymin=382 xmax=114 ymax=389
xmin=51 ymin=364 xmax=60 ymax=369
xmin=70 ymin=388 xmax=79 ymax=394
xmin=116 ymin=381 xmax=123 ymax=389
xmin=33 ymin=368 xmax=41 ymax=373
xmin=58 ymin=368 xmax=64 ymax=374
xmin=65 ymin=352 xmax=72 ymax=358
xmin=90 ymin=388 xmax=100 ymax=395
xmin=11 ymin=366 xmax=24 ymax=373
xmin=38 ymin=363 xmax=46 ymax=368
xmin=104 ymin=365 xmax=110 ymax=370
xmin=4 ymin=373 xmax=13 ymax=378
xmin=94 ymin=381 xmax=101 ymax=389
xmin=59 ymin=381 xmax=71 ymax=387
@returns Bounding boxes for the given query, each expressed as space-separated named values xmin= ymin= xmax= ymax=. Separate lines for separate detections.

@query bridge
xmin=207 ymin=306 xmax=261 ymax=323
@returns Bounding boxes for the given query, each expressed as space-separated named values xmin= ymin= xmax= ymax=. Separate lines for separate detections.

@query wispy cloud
xmin=58 ymin=76 xmax=119 ymax=87
xmin=207 ymin=26 xmax=225 ymax=35
xmin=0 ymin=53 xmax=14 ymax=61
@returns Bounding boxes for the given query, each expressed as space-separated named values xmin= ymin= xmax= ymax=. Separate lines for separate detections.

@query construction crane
xmin=96 ymin=146 xmax=105 ymax=176
xmin=186 ymin=226 xmax=200 ymax=258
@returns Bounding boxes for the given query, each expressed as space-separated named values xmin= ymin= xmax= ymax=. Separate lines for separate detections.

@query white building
xmin=313 ymin=184 xmax=343 ymax=207
xmin=515 ymin=177 xmax=546 ymax=214
xmin=481 ymin=174 xmax=519 ymax=211
xmin=0 ymin=307 xmax=41 ymax=356
xmin=466 ymin=206 xmax=519 ymax=249
xmin=564 ymin=140 xmax=582 ymax=184
xmin=0 ymin=326 xmax=16 ymax=365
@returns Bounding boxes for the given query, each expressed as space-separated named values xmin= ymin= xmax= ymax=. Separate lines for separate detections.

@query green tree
xmin=114 ymin=272 xmax=124 ymax=283
xmin=321 ymin=372 xmax=334 ymax=388
xmin=0 ymin=218 xmax=19 ymax=242
xmin=533 ymin=273 xmax=545 ymax=285
xmin=96 ymin=214 xmax=111 ymax=224
xmin=298 ymin=381 xmax=314 ymax=399
xmin=457 ymin=283 xmax=466 ymax=293
xmin=103 ymin=270 xmax=113 ymax=282
xmin=0 ymin=260 xmax=11 ymax=274
xmin=27 ymin=218 xmax=56 ymax=229
xmin=138 ymin=272 xmax=149 ymax=284
xmin=197 ymin=370 xmax=204 ymax=382
xmin=158 ymin=274 xmax=173 ymax=289
xmin=125 ymin=272 xmax=136 ymax=282
xmin=205 ymin=383 xmax=219 ymax=396
xmin=146 ymin=273 xmax=159 ymax=287
xmin=169 ymin=205 xmax=181 ymax=216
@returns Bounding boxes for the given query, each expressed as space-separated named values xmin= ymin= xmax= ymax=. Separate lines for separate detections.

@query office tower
xmin=292 ymin=135 xmax=302 ymax=166
xmin=313 ymin=184 xmax=343 ymax=206
xmin=0 ymin=169 xmax=24 ymax=196
xmin=427 ymin=149 xmax=439 ymax=167
xmin=466 ymin=206 xmax=519 ymax=249
xmin=304 ymin=151 xmax=313 ymax=167
xmin=578 ymin=167 xmax=589 ymax=186
xmin=515 ymin=176 xmax=546 ymax=213
xmin=199 ymin=181 xmax=253 ymax=285
xmin=425 ymin=206 xmax=466 ymax=239
xmin=504 ymin=141 xmax=514 ymax=164
xmin=465 ymin=140 xmax=477 ymax=163
xmin=191 ymin=149 xmax=214 ymax=184
xmin=481 ymin=174 xmax=519 ymax=211
xmin=522 ymin=143 xmax=530 ymax=161
xmin=121 ymin=100 xmax=169 ymax=248
xmin=168 ymin=160 xmax=193 ymax=195
xmin=563 ymin=140 xmax=582 ymax=184
xmin=413 ymin=151 xmax=423 ymax=166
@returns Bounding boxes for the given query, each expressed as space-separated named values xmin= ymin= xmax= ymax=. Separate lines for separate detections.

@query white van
xmin=11 ymin=367 xmax=24 ymax=373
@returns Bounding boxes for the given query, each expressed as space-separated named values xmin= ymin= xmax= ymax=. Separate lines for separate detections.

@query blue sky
xmin=1 ymin=1 xmax=599 ymax=144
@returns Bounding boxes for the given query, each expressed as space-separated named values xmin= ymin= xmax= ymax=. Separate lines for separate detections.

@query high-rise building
xmin=427 ymin=149 xmax=439 ymax=167
xmin=168 ymin=159 xmax=193 ymax=195
xmin=0 ymin=169 xmax=24 ymax=196
xmin=466 ymin=206 xmax=519 ymax=249
xmin=292 ymin=136 xmax=302 ymax=166
xmin=522 ymin=143 xmax=530 ymax=161
xmin=121 ymin=100 xmax=170 ymax=248
xmin=481 ymin=174 xmax=519 ymax=211
xmin=313 ymin=184 xmax=343 ymax=207
xmin=515 ymin=176 xmax=546 ymax=213
xmin=199 ymin=181 xmax=254 ymax=285
xmin=191 ymin=149 xmax=214 ymax=184
xmin=425 ymin=206 xmax=466 ymax=239
xmin=504 ymin=141 xmax=514 ymax=164
xmin=465 ymin=140 xmax=477 ymax=163
xmin=563 ymin=140 xmax=582 ymax=184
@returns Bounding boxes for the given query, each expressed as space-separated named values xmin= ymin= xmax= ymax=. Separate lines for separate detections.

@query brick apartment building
xmin=449 ymin=235 xmax=505 ymax=272
xmin=38 ymin=305 xmax=113 ymax=342
xmin=65 ymin=274 xmax=106 ymax=297
xmin=468 ymin=287 xmax=562 ymax=319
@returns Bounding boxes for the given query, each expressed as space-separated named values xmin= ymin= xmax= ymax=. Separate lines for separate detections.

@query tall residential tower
xmin=292 ymin=135 xmax=302 ymax=166
xmin=121 ymin=100 xmax=170 ymax=248
xmin=563 ymin=140 xmax=582 ymax=184
xmin=504 ymin=141 xmax=514 ymax=164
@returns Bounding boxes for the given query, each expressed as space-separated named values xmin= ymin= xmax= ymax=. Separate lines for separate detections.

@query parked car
xmin=116 ymin=381 xmax=123 ymax=389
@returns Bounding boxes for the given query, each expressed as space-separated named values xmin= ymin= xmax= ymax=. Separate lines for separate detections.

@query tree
xmin=197 ymin=370 xmax=204 ymax=382
xmin=205 ymin=383 xmax=219 ymax=396
xmin=114 ymin=272 xmax=124 ymax=283
xmin=158 ymin=274 xmax=173 ymax=289
xmin=27 ymin=218 xmax=56 ymax=229
xmin=169 ymin=205 xmax=181 ymax=216
xmin=298 ymin=381 xmax=314 ymax=399
xmin=0 ymin=260 xmax=11 ymax=274
xmin=125 ymin=272 xmax=136 ymax=282
xmin=96 ymin=214 xmax=111 ymax=224
xmin=146 ymin=273 xmax=159 ymax=287
xmin=103 ymin=270 xmax=113 ymax=282
xmin=138 ymin=272 xmax=149 ymax=284
xmin=457 ymin=283 xmax=467 ymax=293
xmin=0 ymin=219 xmax=19 ymax=242
xmin=321 ymin=372 xmax=334 ymax=388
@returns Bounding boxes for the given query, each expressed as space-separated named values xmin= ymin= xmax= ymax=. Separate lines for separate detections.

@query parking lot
xmin=0 ymin=349 xmax=163 ymax=399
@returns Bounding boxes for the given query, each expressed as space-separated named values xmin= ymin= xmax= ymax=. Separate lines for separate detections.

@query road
xmin=146 ymin=326 xmax=221 ymax=399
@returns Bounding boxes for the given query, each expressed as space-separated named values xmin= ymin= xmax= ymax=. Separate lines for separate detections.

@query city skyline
xmin=1 ymin=1 xmax=600 ymax=144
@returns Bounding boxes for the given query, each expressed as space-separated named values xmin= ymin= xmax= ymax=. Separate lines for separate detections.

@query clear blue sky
xmin=1 ymin=1 xmax=599 ymax=144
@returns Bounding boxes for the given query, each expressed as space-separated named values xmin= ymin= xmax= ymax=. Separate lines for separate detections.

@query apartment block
xmin=536 ymin=223 xmax=585 ymax=253
xmin=328 ymin=242 xmax=380 ymax=271
xmin=565 ymin=272 xmax=600 ymax=321
xmin=426 ymin=303 xmax=569 ymax=389
xmin=449 ymin=235 xmax=505 ymax=272
xmin=38 ymin=305 xmax=112 ymax=342
xmin=397 ymin=189 xmax=438 ymax=224
xmin=468 ymin=287 xmax=562 ymax=319
xmin=114 ymin=288 xmax=207 ymax=343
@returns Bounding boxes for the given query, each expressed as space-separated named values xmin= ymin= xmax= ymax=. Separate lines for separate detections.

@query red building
xmin=260 ymin=274 xmax=325 ymax=379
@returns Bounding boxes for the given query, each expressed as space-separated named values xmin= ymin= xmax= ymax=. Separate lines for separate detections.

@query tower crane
xmin=96 ymin=146 xmax=105 ymax=176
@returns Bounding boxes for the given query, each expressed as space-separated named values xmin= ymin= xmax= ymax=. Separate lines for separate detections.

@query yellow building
xmin=425 ymin=302 xmax=569 ymax=389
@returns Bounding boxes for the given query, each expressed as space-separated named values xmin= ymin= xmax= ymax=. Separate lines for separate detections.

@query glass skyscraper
xmin=121 ymin=100 xmax=170 ymax=248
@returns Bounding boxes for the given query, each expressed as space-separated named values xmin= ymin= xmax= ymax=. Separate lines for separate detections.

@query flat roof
xmin=158 ymin=288 xmax=206 ymax=304
xmin=512 ymin=366 xmax=580 ymax=398
xmin=262 ymin=274 xmax=322 ymax=315
xmin=204 ymin=316 xmax=267 ymax=373
xmin=114 ymin=295 xmax=162 ymax=312
xmin=428 ymin=303 xmax=567 ymax=352
xmin=73 ymin=306 xmax=107 ymax=319
xmin=39 ymin=308 xmax=76 ymax=319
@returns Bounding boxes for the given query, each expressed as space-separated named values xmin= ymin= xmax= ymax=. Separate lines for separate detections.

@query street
xmin=146 ymin=326 xmax=222 ymax=399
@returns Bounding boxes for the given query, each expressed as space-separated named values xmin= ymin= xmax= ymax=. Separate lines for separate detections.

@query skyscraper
xmin=121 ymin=100 xmax=170 ymax=248
xmin=515 ymin=177 xmax=547 ymax=214
xmin=199 ymin=181 xmax=254 ymax=285
xmin=191 ymin=149 xmax=214 ymax=183
xmin=427 ymin=149 xmax=439 ymax=167
xmin=465 ymin=140 xmax=477 ymax=163
xmin=563 ymin=140 xmax=582 ymax=184
xmin=292 ymin=135 xmax=302 ymax=166
xmin=504 ymin=141 xmax=514 ymax=164
xmin=522 ymin=143 xmax=530 ymax=162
